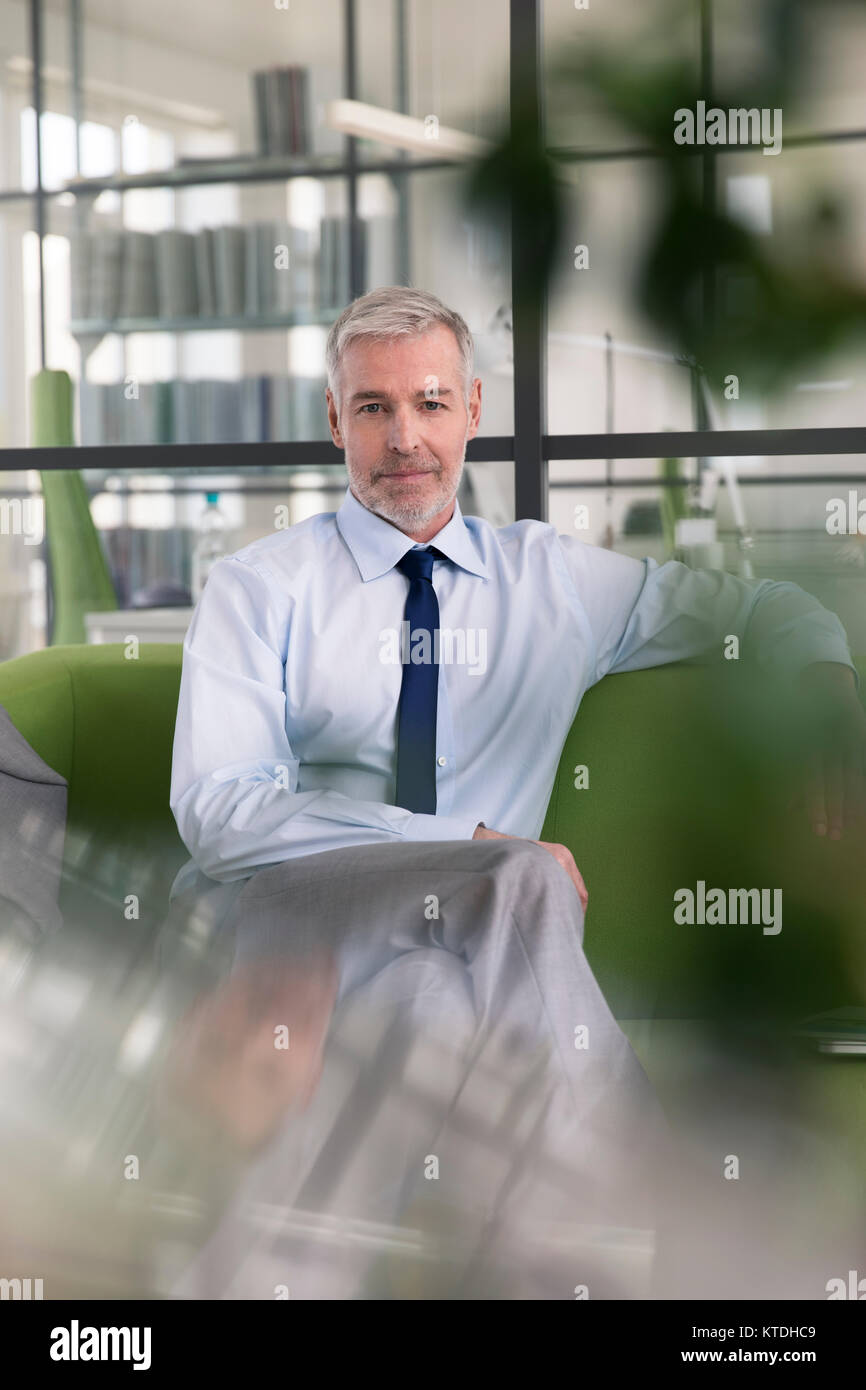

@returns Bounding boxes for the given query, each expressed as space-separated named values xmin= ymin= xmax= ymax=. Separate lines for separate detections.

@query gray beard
xmin=368 ymin=492 xmax=450 ymax=529
xmin=350 ymin=464 xmax=463 ymax=532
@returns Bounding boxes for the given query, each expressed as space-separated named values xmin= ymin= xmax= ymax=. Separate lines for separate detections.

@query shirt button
xmin=437 ymin=756 xmax=447 ymax=766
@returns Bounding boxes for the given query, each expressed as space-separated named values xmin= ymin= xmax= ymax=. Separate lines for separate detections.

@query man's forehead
xmin=342 ymin=326 xmax=459 ymax=371
xmin=337 ymin=328 xmax=464 ymax=402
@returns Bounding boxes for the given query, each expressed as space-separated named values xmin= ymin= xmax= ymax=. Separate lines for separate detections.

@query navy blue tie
xmin=394 ymin=546 xmax=446 ymax=814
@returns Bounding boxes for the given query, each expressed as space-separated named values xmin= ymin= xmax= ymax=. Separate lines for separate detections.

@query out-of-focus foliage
xmin=464 ymin=0 xmax=866 ymax=392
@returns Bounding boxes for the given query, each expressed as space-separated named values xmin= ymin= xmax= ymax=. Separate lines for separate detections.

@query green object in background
xmin=658 ymin=455 xmax=690 ymax=557
xmin=31 ymin=368 xmax=117 ymax=645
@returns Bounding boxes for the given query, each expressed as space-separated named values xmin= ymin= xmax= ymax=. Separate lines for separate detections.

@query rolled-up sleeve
xmin=556 ymin=537 xmax=858 ymax=688
xmin=170 ymin=556 xmax=477 ymax=883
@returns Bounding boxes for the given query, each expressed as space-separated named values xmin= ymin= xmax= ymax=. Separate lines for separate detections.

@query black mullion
xmin=510 ymin=0 xmax=547 ymax=522
xmin=343 ymin=0 xmax=363 ymax=299
xmin=392 ymin=0 xmax=410 ymax=286
xmin=550 ymin=475 xmax=866 ymax=488
xmin=699 ymin=0 xmax=716 ymax=341
xmin=545 ymin=427 xmax=866 ymax=459
xmin=1 ymin=436 xmax=514 ymax=471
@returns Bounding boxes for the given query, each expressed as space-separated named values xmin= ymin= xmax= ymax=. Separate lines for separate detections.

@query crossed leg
xmin=225 ymin=837 xmax=670 ymax=1230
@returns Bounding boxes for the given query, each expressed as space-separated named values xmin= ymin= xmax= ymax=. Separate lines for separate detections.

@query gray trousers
xmin=173 ymin=837 xmax=671 ymax=1299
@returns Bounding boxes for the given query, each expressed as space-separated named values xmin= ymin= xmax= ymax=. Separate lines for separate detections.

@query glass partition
xmin=549 ymin=452 xmax=866 ymax=649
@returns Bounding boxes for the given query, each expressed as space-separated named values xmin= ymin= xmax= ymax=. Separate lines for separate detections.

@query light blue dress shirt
xmin=169 ymin=484 xmax=856 ymax=908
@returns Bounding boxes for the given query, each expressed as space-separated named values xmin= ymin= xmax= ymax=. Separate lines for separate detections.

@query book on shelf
xmin=318 ymin=215 xmax=352 ymax=310
xmin=131 ymin=383 xmax=164 ymax=447
xmin=253 ymin=65 xmax=311 ymax=157
xmin=212 ymin=225 xmax=246 ymax=318
xmin=170 ymin=379 xmax=195 ymax=445
xmin=79 ymin=374 xmax=330 ymax=446
xmin=271 ymin=220 xmax=292 ymax=315
xmin=120 ymin=230 xmax=158 ymax=319
xmin=208 ymin=380 xmax=243 ymax=445
xmin=155 ymin=380 xmax=174 ymax=444
xmin=245 ymin=222 xmax=288 ymax=318
xmin=71 ymin=210 xmax=381 ymax=327
xmin=194 ymin=228 xmax=217 ymax=318
xmin=89 ymin=229 xmax=124 ymax=322
xmin=244 ymin=224 xmax=262 ymax=318
xmin=240 ymin=376 xmax=270 ymax=443
xmin=293 ymin=374 xmax=329 ymax=439
xmin=252 ymin=70 xmax=269 ymax=160
xmin=274 ymin=69 xmax=294 ymax=157
xmin=155 ymin=229 xmax=198 ymax=319
xmin=270 ymin=375 xmax=329 ymax=440
xmin=281 ymin=222 xmax=317 ymax=314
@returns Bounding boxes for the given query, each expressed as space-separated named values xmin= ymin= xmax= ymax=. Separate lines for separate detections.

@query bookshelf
xmin=28 ymin=0 xmax=469 ymax=454
xmin=8 ymin=0 xmax=518 ymax=525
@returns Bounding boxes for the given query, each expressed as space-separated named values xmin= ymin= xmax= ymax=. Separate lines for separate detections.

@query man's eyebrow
xmin=348 ymin=387 xmax=455 ymax=404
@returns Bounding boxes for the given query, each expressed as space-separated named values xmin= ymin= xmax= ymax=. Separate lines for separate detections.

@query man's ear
xmin=467 ymin=376 xmax=482 ymax=440
xmin=326 ymin=388 xmax=344 ymax=448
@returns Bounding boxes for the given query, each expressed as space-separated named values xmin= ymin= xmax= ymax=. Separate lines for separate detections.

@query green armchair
xmin=0 ymin=640 xmax=863 ymax=1147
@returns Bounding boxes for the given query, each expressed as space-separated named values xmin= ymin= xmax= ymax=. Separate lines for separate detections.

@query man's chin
xmin=376 ymin=501 xmax=426 ymax=524
xmin=369 ymin=489 xmax=450 ymax=530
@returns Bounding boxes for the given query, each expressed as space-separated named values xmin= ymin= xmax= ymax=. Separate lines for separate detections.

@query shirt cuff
xmin=799 ymin=655 xmax=861 ymax=694
xmin=788 ymin=640 xmax=860 ymax=693
xmin=403 ymin=812 xmax=482 ymax=842
xmin=758 ymin=611 xmax=860 ymax=693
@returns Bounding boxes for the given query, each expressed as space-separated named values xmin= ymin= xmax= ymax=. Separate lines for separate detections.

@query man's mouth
xmin=381 ymin=469 xmax=434 ymax=479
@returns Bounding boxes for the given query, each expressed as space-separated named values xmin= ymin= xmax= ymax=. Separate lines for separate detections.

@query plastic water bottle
xmin=191 ymin=492 xmax=231 ymax=600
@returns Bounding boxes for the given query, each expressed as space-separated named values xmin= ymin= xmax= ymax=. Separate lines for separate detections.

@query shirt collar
xmin=335 ymin=484 xmax=489 ymax=582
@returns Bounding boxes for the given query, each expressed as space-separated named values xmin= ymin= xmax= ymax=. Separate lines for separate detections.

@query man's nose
xmin=386 ymin=405 xmax=423 ymax=453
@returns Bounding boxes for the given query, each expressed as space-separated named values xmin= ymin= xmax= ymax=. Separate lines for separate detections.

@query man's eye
xmin=423 ymin=400 xmax=443 ymax=410
xmin=360 ymin=403 xmax=381 ymax=414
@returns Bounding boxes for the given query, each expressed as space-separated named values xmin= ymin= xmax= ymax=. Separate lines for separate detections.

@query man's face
xmin=326 ymin=324 xmax=482 ymax=541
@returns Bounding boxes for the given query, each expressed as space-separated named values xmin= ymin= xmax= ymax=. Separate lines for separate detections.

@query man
xmin=166 ymin=285 xmax=864 ymax=1261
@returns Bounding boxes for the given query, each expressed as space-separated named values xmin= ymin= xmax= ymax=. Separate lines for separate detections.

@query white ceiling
xmin=43 ymin=0 xmax=345 ymax=69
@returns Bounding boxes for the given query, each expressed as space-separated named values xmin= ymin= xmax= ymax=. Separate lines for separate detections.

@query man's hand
xmin=157 ymin=954 xmax=338 ymax=1154
xmin=473 ymin=823 xmax=589 ymax=913
xmin=795 ymin=662 xmax=866 ymax=840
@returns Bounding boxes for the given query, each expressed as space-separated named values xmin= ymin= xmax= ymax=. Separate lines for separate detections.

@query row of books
xmin=70 ymin=216 xmax=391 ymax=324
xmin=79 ymin=375 xmax=332 ymax=446
xmin=101 ymin=526 xmax=192 ymax=608
xmin=252 ymin=66 xmax=311 ymax=157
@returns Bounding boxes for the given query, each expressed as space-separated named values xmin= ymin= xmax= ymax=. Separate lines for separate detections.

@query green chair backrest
xmin=31 ymin=368 xmax=117 ymax=645
xmin=0 ymin=644 xmax=183 ymax=915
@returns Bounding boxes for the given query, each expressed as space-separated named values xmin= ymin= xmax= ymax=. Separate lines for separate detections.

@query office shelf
xmin=59 ymin=152 xmax=454 ymax=198
xmin=69 ymin=309 xmax=345 ymax=337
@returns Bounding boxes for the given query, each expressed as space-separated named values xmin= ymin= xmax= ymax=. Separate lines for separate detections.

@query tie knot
xmin=396 ymin=546 xmax=444 ymax=583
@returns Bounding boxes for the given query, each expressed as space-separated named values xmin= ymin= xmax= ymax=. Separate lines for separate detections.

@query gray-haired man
xmin=165 ymin=286 xmax=863 ymax=1291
